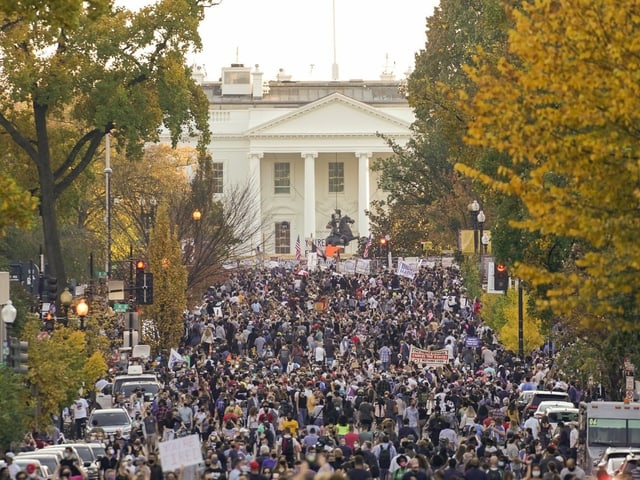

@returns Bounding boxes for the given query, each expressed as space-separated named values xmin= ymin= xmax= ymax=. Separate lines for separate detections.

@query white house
xmin=178 ymin=63 xmax=414 ymax=256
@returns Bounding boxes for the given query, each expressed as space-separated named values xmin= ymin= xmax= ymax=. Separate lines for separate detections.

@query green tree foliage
xmin=370 ymin=0 xmax=512 ymax=252
xmin=144 ymin=206 xmax=187 ymax=354
xmin=0 ymin=367 xmax=31 ymax=451
xmin=461 ymin=0 xmax=640 ymax=329
xmin=0 ymin=0 xmax=211 ymax=294
xmin=0 ymin=174 xmax=37 ymax=237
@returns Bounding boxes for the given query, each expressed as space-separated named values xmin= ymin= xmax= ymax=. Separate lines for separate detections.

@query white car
xmin=87 ymin=407 xmax=133 ymax=439
xmin=544 ymin=407 xmax=579 ymax=430
xmin=534 ymin=400 xmax=575 ymax=418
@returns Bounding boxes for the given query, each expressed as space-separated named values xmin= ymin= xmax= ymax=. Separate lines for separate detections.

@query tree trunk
xmin=38 ymin=161 xmax=66 ymax=298
xmin=34 ymin=102 xmax=66 ymax=298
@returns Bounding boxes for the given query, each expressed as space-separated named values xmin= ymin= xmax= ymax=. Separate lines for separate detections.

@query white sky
xmin=188 ymin=0 xmax=439 ymax=82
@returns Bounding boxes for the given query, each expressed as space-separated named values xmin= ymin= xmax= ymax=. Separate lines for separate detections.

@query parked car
xmin=524 ymin=391 xmax=571 ymax=413
xmin=599 ymin=448 xmax=640 ymax=476
xmin=86 ymin=407 xmax=133 ymax=439
xmin=15 ymin=452 xmax=61 ymax=477
xmin=63 ymin=443 xmax=100 ymax=480
xmin=544 ymin=407 xmax=579 ymax=431
xmin=534 ymin=401 xmax=576 ymax=418
xmin=13 ymin=458 xmax=50 ymax=480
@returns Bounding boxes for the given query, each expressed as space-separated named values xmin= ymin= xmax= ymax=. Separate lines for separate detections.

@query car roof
xmin=604 ymin=447 xmax=640 ymax=456
xmin=90 ymin=408 xmax=130 ymax=414
xmin=536 ymin=401 xmax=575 ymax=409
xmin=545 ymin=406 xmax=579 ymax=412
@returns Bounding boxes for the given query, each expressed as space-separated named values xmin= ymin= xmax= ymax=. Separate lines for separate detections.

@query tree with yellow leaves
xmin=482 ymin=288 xmax=545 ymax=355
xmin=144 ymin=206 xmax=187 ymax=354
xmin=459 ymin=0 xmax=640 ymax=329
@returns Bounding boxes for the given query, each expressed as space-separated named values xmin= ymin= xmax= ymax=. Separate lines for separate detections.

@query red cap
xmin=249 ymin=461 xmax=260 ymax=471
xmin=26 ymin=464 xmax=37 ymax=474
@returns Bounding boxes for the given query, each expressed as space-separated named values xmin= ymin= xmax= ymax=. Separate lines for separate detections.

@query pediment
xmin=247 ymin=92 xmax=411 ymax=138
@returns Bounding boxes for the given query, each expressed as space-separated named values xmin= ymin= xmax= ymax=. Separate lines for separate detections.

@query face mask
xmin=532 ymin=471 xmax=541 ymax=477
xmin=307 ymin=455 xmax=316 ymax=462
xmin=490 ymin=467 xmax=498 ymax=471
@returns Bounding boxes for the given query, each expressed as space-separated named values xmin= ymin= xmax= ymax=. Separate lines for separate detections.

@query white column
xmin=357 ymin=151 xmax=372 ymax=237
xmin=302 ymin=152 xmax=318 ymax=240
xmin=248 ymin=152 xmax=263 ymax=252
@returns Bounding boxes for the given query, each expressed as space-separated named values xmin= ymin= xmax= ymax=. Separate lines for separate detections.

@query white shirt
xmin=73 ymin=398 xmax=89 ymax=419
xmin=524 ymin=416 xmax=540 ymax=439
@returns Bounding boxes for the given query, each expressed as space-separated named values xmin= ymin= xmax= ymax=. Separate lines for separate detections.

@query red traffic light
xmin=379 ymin=238 xmax=387 ymax=246
xmin=135 ymin=260 xmax=146 ymax=271
xmin=496 ymin=263 xmax=507 ymax=273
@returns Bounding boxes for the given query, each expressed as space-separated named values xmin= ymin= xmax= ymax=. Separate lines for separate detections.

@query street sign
xmin=97 ymin=271 xmax=107 ymax=278
xmin=113 ymin=303 xmax=129 ymax=313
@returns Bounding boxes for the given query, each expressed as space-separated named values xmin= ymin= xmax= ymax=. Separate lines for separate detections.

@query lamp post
xmin=60 ymin=287 xmax=73 ymax=327
xmin=2 ymin=300 xmax=17 ymax=366
xmin=139 ymin=197 xmax=158 ymax=244
xmin=477 ymin=209 xmax=485 ymax=255
xmin=76 ymin=298 xmax=89 ymax=330
xmin=481 ymin=233 xmax=490 ymax=255
xmin=468 ymin=200 xmax=480 ymax=254
xmin=191 ymin=209 xmax=202 ymax=266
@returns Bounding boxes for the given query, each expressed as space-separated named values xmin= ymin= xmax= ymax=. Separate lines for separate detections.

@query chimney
xmin=252 ymin=64 xmax=263 ymax=99
xmin=191 ymin=64 xmax=206 ymax=85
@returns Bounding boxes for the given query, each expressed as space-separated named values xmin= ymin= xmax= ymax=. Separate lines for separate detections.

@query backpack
xmin=487 ymin=470 xmax=503 ymax=480
xmin=282 ymin=436 xmax=294 ymax=457
xmin=378 ymin=443 xmax=392 ymax=469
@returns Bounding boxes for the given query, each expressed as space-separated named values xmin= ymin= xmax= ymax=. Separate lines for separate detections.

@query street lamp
xmin=60 ymin=287 xmax=73 ymax=327
xmin=139 ymin=197 xmax=158 ymax=243
xmin=481 ymin=233 xmax=490 ymax=254
xmin=2 ymin=300 xmax=17 ymax=366
xmin=468 ymin=200 xmax=480 ymax=254
xmin=76 ymin=299 xmax=89 ymax=330
xmin=477 ymin=209 xmax=485 ymax=256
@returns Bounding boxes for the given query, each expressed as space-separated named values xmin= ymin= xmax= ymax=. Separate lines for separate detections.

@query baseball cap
xmin=5 ymin=453 xmax=15 ymax=459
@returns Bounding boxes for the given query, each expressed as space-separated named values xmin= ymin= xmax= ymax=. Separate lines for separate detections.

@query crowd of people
xmin=3 ymin=261 xmax=594 ymax=480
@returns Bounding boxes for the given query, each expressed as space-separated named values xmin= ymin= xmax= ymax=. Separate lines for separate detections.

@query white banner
xmin=397 ymin=261 xmax=416 ymax=279
xmin=307 ymin=252 xmax=318 ymax=271
xmin=342 ymin=259 xmax=356 ymax=275
xmin=355 ymin=259 xmax=371 ymax=275
xmin=409 ymin=347 xmax=449 ymax=366
xmin=158 ymin=434 xmax=203 ymax=472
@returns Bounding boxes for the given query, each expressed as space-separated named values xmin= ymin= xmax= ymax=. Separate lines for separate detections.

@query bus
xmin=579 ymin=401 xmax=640 ymax=473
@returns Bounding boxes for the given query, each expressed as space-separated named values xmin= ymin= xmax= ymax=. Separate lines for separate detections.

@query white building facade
xmin=189 ymin=64 xmax=414 ymax=255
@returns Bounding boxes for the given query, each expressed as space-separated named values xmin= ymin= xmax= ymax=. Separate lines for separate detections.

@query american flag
xmin=363 ymin=235 xmax=372 ymax=258
xmin=295 ymin=235 xmax=301 ymax=260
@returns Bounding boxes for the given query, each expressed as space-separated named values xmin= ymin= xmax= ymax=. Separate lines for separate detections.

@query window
xmin=213 ymin=162 xmax=223 ymax=194
xmin=275 ymin=222 xmax=290 ymax=254
xmin=274 ymin=162 xmax=290 ymax=194
xmin=223 ymin=71 xmax=250 ymax=84
xmin=329 ymin=162 xmax=344 ymax=193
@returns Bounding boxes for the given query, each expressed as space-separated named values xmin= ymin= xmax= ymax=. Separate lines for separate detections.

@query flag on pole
xmin=363 ymin=235 xmax=372 ymax=258
xmin=295 ymin=235 xmax=301 ymax=260
xmin=168 ymin=348 xmax=185 ymax=370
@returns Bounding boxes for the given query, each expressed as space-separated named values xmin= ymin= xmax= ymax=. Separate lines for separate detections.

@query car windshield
xmin=89 ymin=445 xmax=106 ymax=459
xmin=119 ymin=382 xmax=159 ymax=397
xmin=91 ymin=411 xmax=130 ymax=425
xmin=72 ymin=445 xmax=93 ymax=462
xmin=548 ymin=411 xmax=578 ymax=423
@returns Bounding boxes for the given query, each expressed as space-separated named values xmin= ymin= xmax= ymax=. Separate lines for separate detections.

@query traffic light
xmin=46 ymin=275 xmax=58 ymax=303
xmin=135 ymin=260 xmax=153 ymax=305
xmin=494 ymin=263 xmax=509 ymax=291
xmin=136 ymin=273 xmax=154 ymax=305
xmin=8 ymin=337 xmax=29 ymax=374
